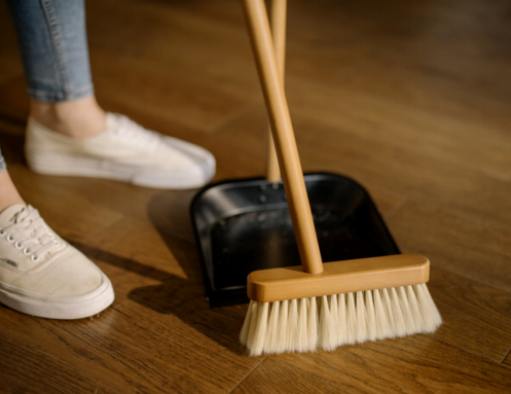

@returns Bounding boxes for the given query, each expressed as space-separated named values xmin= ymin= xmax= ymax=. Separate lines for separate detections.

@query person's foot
xmin=25 ymin=113 xmax=215 ymax=189
xmin=0 ymin=204 xmax=114 ymax=319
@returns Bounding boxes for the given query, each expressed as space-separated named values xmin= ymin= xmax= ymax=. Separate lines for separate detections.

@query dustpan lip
xmin=189 ymin=170 xmax=370 ymax=214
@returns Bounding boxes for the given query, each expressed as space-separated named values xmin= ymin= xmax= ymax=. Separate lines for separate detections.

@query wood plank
xmin=0 ymin=2 xmax=23 ymax=84
xmin=503 ymin=350 xmax=511 ymax=367
xmin=233 ymin=339 xmax=511 ymax=394
xmin=389 ymin=196 xmax=511 ymax=293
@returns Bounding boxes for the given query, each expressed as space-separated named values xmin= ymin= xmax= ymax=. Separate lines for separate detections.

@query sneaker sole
xmin=26 ymin=151 xmax=214 ymax=189
xmin=0 ymin=275 xmax=115 ymax=320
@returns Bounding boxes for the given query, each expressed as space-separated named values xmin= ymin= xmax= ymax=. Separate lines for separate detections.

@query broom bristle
xmin=240 ymin=283 xmax=442 ymax=356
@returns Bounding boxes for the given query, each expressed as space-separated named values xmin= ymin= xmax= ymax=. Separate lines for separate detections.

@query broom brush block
xmin=248 ymin=255 xmax=430 ymax=303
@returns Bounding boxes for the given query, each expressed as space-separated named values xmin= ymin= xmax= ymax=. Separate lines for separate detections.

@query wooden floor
xmin=1 ymin=1 xmax=511 ymax=392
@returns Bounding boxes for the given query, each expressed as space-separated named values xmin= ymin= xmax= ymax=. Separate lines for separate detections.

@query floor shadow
xmin=73 ymin=235 xmax=245 ymax=354
xmin=120 ymin=190 xmax=247 ymax=354
xmin=70 ymin=240 xmax=172 ymax=283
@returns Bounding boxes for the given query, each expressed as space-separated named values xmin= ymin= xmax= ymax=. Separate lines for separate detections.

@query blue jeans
xmin=1 ymin=0 xmax=92 ymax=171
xmin=8 ymin=0 xmax=93 ymax=102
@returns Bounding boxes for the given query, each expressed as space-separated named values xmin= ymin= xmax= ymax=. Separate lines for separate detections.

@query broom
xmin=240 ymin=0 xmax=442 ymax=356
xmin=265 ymin=0 xmax=286 ymax=183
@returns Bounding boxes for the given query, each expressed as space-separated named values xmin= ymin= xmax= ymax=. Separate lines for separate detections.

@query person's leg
xmin=0 ymin=151 xmax=24 ymax=212
xmin=0 ymin=147 xmax=115 ymax=319
xmin=2 ymin=3 xmax=115 ymax=320
xmin=0 ymin=144 xmax=114 ymax=320
xmin=8 ymin=0 xmax=215 ymax=188
xmin=0 ymin=170 xmax=24 ymax=212
xmin=7 ymin=0 xmax=105 ymax=138
xmin=30 ymin=96 xmax=105 ymax=139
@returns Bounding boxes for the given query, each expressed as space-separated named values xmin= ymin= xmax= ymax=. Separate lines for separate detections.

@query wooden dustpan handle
xmin=266 ymin=0 xmax=286 ymax=182
xmin=243 ymin=0 xmax=324 ymax=275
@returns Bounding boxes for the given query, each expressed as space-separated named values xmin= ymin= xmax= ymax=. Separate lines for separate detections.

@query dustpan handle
xmin=266 ymin=0 xmax=286 ymax=182
xmin=243 ymin=0 xmax=324 ymax=275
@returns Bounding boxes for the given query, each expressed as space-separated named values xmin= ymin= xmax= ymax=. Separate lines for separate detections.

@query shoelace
xmin=0 ymin=206 xmax=65 ymax=263
xmin=111 ymin=114 xmax=161 ymax=150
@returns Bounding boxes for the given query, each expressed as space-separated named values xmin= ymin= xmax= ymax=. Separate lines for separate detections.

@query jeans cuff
xmin=28 ymin=84 xmax=94 ymax=102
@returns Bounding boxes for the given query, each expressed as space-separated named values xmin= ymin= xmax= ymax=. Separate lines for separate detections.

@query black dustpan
xmin=190 ymin=1 xmax=398 ymax=307
xmin=191 ymin=172 xmax=399 ymax=307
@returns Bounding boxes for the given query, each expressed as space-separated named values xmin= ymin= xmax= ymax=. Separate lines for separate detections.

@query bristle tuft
xmin=241 ymin=283 xmax=442 ymax=356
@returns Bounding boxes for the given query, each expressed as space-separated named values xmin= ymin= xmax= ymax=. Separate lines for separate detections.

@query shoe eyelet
xmin=0 ymin=230 xmax=4 ymax=235
xmin=31 ymin=255 xmax=39 ymax=262
xmin=7 ymin=235 xmax=15 ymax=243
xmin=15 ymin=241 xmax=23 ymax=249
xmin=23 ymin=248 xmax=31 ymax=255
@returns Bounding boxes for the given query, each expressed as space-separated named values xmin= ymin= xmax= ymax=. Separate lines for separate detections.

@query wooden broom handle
xmin=266 ymin=0 xmax=286 ymax=182
xmin=243 ymin=0 xmax=324 ymax=275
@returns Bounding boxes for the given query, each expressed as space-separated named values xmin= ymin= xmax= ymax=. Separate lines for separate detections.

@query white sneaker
xmin=0 ymin=204 xmax=114 ymax=319
xmin=25 ymin=113 xmax=216 ymax=189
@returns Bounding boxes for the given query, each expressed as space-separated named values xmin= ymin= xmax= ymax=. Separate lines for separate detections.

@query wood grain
xmin=0 ymin=0 xmax=510 ymax=392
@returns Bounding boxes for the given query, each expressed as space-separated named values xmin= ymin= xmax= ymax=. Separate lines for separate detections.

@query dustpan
xmin=190 ymin=0 xmax=399 ymax=307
